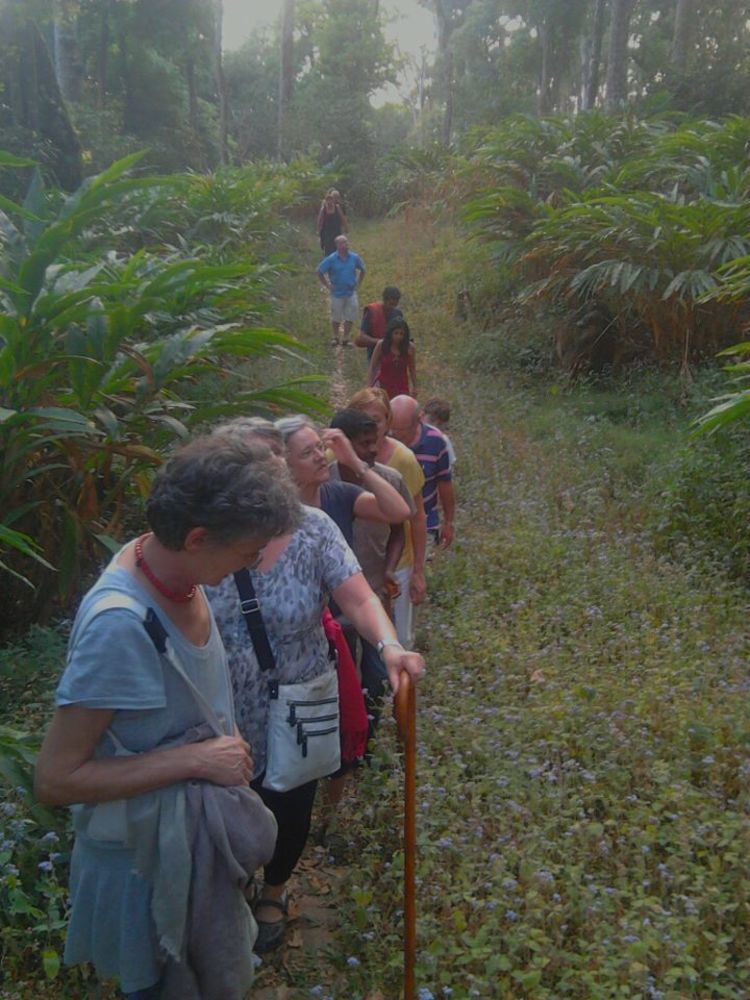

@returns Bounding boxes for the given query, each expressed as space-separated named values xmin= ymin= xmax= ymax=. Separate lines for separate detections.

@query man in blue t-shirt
xmin=317 ymin=235 xmax=366 ymax=347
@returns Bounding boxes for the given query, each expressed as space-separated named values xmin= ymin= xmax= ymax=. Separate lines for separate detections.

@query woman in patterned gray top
xmin=206 ymin=419 xmax=424 ymax=954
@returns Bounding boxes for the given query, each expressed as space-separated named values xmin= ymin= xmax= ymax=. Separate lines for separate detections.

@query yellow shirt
xmin=386 ymin=439 xmax=425 ymax=570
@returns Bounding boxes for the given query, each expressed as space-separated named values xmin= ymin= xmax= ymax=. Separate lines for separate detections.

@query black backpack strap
xmin=234 ymin=569 xmax=276 ymax=673
xmin=143 ymin=607 xmax=169 ymax=654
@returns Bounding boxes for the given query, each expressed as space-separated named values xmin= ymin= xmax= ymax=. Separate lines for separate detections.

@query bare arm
xmin=367 ymin=341 xmax=382 ymax=387
xmin=409 ymin=492 xmax=428 ymax=605
xmin=383 ymin=523 xmax=406 ymax=580
xmin=407 ymin=344 xmax=417 ymax=396
xmin=322 ymin=429 xmax=409 ymax=523
xmin=437 ymin=479 xmax=456 ymax=548
xmin=355 ymin=329 xmax=376 ymax=349
xmin=332 ymin=572 xmax=424 ymax=693
xmin=353 ymin=474 xmax=410 ymax=523
xmin=355 ymin=307 xmax=377 ymax=350
xmin=34 ymin=705 xmax=252 ymax=807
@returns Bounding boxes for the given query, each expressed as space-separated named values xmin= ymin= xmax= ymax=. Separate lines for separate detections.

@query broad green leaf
xmin=0 ymin=524 xmax=56 ymax=570
xmin=0 ymin=150 xmax=36 ymax=167
xmin=93 ymin=533 xmax=123 ymax=556
xmin=42 ymin=949 xmax=61 ymax=980
xmin=26 ymin=407 xmax=97 ymax=433
xmin=22 ymin=168 xmax=48 ymax=244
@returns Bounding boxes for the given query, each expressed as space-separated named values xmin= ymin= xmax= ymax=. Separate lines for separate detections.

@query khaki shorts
xmin=330 ymin=293 xmax=359 ymax=324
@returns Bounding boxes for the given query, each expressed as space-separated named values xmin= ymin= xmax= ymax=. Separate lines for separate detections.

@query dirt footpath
xmin=251 ymin=838 xmax=346 ymax=998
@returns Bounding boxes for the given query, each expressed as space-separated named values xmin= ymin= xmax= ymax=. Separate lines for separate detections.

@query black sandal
xmin=253 ymin=896 xmax=288 ymax=954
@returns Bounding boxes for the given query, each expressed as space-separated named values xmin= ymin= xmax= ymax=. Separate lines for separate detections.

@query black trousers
xmin=251 ymin=776 xmax=318 ymax=886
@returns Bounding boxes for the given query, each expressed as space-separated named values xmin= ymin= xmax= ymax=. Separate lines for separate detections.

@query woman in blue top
xmin=34 ymin=436 xmax=301 ymax=999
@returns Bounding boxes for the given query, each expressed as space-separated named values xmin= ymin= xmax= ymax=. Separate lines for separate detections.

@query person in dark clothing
xmin=317 ymin=189 xmax=347 ymax=256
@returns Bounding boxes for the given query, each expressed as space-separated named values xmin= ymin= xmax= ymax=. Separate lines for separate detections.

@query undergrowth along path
xmin=258 ymin=214 xmax=750 ymax=1000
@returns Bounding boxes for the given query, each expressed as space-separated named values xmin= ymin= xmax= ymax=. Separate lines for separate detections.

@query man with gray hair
xmin=317 ymin=235 xmax=366 ymax=347
xmin=390 ymin=394 xmax=456 ymax=548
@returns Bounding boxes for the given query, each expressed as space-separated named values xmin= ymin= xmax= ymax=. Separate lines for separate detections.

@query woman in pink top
xmin=367 ymin=317 xmax=417 ymax=399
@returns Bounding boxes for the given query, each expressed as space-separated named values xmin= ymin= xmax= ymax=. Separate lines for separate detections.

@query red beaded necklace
xmin=134 ymin=533 xmax=196 ymax=604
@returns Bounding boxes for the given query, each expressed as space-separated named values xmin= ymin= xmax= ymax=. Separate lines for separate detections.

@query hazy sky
xmin=222 ymin=1 xmax=437 ymax=69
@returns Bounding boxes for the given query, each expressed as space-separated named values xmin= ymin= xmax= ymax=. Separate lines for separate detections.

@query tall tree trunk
xmin=434 ymin=1 xmax=453 ymax=146
xmin=605 ymin=0 xmax=633 ymax=112
xmin=671 ymin=0 xmax=693 ymax=73
xmin=581 ymin=0 xmax=606 ymax=110
xmin=0 ymin=7 xmax=82 ymax=190
xmin=418 ymin=48 xmax=427 ymax=113
xmin=580 ymin=34 xmax=592 ymax=110
xmin=186 ymin=57 xmax=199 ymax=131
xmin=213 ymin=0 xmax=229 ymax=166
xmin=442 ymin=46 xmax=453 ymax=144
xmin=277 ymin=0 xmax=295 ymax=160
xmin=119 ymin=14 xmax=137 ymax=133
xmin=589 ymin=0 xmax=606 ymax=107
xmin=52 ymin=2 xmax=82 ymax=104
xmin=95 ymin=0 xmax=110 ymax=109
xmin=538 ymin=17 xmax=551 ymax=115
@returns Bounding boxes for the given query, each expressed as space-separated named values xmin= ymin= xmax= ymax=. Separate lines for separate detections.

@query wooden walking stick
xmin=395 ymin=671 xmax=417 ymax=1000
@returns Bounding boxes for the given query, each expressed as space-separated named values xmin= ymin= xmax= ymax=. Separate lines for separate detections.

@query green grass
xmin=290 ymin=216 xmax=750 ymax=998
xmin=4 ymin=213 xmax=750 ymax=998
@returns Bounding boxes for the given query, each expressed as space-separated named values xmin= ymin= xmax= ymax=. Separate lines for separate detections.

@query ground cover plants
xmin=4 ymin=190 xmax=750 ymax=997
xmin=260 ymin=217 xmax=750 ymax=998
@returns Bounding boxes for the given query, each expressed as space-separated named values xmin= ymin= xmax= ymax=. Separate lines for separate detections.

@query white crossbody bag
xmin=234 ymin=570 xmax=340 ymax=792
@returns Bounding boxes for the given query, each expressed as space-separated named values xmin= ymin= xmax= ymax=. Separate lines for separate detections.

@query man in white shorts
xmin=317 ymin=235 xmax=366 ymax=346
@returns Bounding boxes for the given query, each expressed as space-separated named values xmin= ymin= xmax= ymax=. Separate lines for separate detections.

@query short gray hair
xmin=212 ymin=416 xmax=283 ymax=453
xmin=146 ymin=435 xmax=302 ymax=550
xmin=275 ymin=415 xmax=319 ymax=448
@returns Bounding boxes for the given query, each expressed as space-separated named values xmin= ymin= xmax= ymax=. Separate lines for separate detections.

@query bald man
xmin=390 ymin=395 xmax=455 ymax=548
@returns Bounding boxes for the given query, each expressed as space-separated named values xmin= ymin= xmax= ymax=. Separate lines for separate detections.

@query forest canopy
xmin=2 ymin=0 xmax=750 ymax=209
xmin=2 ymin=0 xmax=750 ymax=607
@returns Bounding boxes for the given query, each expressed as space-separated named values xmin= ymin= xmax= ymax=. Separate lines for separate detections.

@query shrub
xmin=464 ymin=114 xmax=750 ymax=370
xmin=0 ymin=153 xmax=324 ymax=632
xmin=653 ymin=429 xmax=750 ymax=582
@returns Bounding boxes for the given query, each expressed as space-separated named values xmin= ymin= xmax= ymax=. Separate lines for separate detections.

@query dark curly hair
xmin=146 ymin=435 xmax=302 ymax=550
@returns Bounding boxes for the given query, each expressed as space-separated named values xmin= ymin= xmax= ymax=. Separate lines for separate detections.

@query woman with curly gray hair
xmin=35 ymin=435 xmax=302 ymax=999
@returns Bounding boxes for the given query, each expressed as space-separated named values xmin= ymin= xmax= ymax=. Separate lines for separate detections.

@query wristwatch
xmin=376 ymin=638 xmax=404 ymax=656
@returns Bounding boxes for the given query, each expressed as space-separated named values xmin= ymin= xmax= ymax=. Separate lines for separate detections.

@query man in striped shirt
xmin=390 ymin=395 xmax=456 ymax=548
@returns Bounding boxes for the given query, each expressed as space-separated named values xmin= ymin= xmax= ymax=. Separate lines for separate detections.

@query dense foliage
xmin=3 ymin=1 xmax=750 ymax=994
xmin=460 ymin=113 xmax=750 ymax=369
xmin=314 ymin=216 xmax=750 ymax=1000
xmin=0 ymin=152 xmax=328 ymax=632
xmin=4 ymin=2 xmax=750 ymax=213
xmin=4 ymin=217 xmax=750 ymax=997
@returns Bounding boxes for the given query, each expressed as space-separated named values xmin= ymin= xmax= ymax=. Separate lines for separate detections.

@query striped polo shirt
xmin=411 ymin=422 xmax=452 ymax=531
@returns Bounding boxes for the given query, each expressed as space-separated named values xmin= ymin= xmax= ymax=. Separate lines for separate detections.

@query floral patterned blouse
xmin=205 ymin=506 xmax=360 ymax=778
